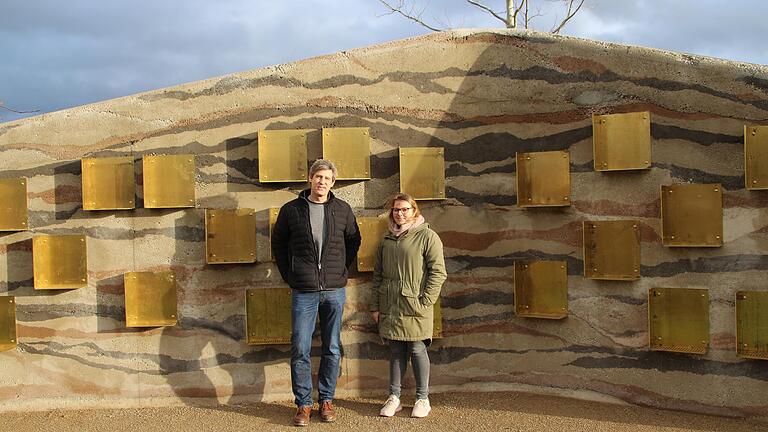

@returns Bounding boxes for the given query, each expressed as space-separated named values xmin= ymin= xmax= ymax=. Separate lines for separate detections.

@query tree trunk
xmin=506 ymin=0 xmax=515 ymax=28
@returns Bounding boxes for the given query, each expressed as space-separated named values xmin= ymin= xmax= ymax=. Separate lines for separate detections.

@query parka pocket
xmin=400 ymin=282 xmax=420 ymax=299
xmin=398 ymin=281 xmax=426 ymax=316
xmin=399 ymin=295 xmax=428 ymax=317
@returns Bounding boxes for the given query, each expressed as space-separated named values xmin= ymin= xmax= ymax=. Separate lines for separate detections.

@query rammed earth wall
xmin=0 ymin=29 xmax=767 ymax=419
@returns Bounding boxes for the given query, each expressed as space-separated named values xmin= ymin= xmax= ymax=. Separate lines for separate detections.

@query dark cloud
xmin=1 ymin=0 xmax=764 ymax=123
xmin=0 ymin=0 xmax=425 ymax=122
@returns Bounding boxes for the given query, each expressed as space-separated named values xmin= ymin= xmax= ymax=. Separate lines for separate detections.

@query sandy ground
xmin=0 ymin=391 xmax=764 ymax=432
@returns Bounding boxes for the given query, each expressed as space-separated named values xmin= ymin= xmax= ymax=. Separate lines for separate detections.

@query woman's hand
xmin=371 ymin=311 xmax=380 ymax=324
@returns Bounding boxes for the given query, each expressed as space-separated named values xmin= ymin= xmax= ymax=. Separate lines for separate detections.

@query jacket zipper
xmin=318 ymin=262 xmax=323 ymax=290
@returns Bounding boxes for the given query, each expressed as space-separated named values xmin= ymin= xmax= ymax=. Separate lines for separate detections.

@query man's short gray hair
xmin=309 ymin=159 xmax=338 ymax=181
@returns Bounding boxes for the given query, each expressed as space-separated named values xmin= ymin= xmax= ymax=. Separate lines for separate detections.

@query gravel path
xmin=0 ymin=391 xmax=764 ymax=432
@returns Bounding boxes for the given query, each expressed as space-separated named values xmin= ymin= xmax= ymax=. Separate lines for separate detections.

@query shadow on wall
xmin=95 ymin=274 xmax=128 ymax=334
xmin=2 ymin=235 xmax=80 ymax=322
xmin=2 ymin=236 xmax=33 ymax=295
xmin=225 ymin=133 xmax=259 ymax=193
xmin=156 ymin=194 xmax=291 ymax=408
xmin=53 ymin=160 xmax=82 ymax=222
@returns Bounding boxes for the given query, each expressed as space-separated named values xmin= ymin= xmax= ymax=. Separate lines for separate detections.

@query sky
xmin=1 ymin=0 xmax=766 ymax=123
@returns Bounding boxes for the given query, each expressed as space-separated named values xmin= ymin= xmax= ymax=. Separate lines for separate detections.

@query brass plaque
xmin=514 ymin=261 xmax=568 ymax=319
xmin=124 ymin=271 xmax=178 ymax=327
xmin=258 ymin=130 xmax=309 ymax=182
xmin=649 ymin=288 xmax=709 ymax=354
xmin=660 ymin=184 xmax=723 ymax=247
xmin=516 ymin=151 xmax=571 ymax=207
xmin=583 ymin=220 xmax=641 ymax=280
xmin=745 ymin=126 xmax=768 ymax=190
xmin=245 ymin=288 xmax=292 ymax=345
xmin=593 ymin=111 xmax=652 ymax=171
xmin=33 ymin=235 xmax=88 ymax=290
xmin=143 ymin=154 xmax=196 ymax=208
xmin=205 ymin=209 xmax=256 ymax=264
xmin=0 ymin=177 xmax=28 ymax=231
xmin=82 ymin=156 xmax=136 ymax=210
xmin=268 ymin=207 xmax=280 ymax=261
xmin=357 ymin=216 xmax=388 ymax=272
xmin=322 ymin=127 xmax=371 ymax=180
xmin=736 ymin=291 xmax=768 ymax=360
xmin=433 ymin=297 xmax=443 ymax=339
xmin=0 ymin=296 xmax=17 ymax=352
xmin=399 ymin=147 xmax=446 ymax=200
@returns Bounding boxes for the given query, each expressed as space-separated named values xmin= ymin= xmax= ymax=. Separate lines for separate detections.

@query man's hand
xmin=371 ymin=311 xmax=380 ymax=324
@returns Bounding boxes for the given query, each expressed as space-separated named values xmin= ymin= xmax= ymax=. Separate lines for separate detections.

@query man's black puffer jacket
xmin=272 ymin=189 xmax=361 ymax=292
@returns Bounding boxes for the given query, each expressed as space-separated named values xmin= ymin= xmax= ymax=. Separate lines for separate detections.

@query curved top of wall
xmin=1 ymin=28 xmax=766 ymax=164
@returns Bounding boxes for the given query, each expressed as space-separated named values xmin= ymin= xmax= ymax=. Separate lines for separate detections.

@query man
xmin=271 ymin=159 xmax=361 ymax=427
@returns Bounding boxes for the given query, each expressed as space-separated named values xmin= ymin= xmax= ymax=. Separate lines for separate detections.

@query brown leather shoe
xmin=319 ymin=400 xmax=337 ymax=422
xmin=293 ymin=406 xmax=312 ymax=427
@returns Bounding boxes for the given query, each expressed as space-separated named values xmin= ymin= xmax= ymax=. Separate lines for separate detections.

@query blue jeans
xmin=291 ymin=288 xmax=346 ymax=407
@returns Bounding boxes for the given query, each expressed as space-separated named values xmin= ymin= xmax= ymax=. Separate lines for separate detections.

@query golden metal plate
xmin=0 ymin=177 xmax=28 ymax=231
xmin=0 ymin=296 xmax=17 ymax=352
xmin=583 ymin=220 xmax=641 ymax=280
xmin=745 ymin=126 xmax=768 ymax=190
xmin=268 ymin=207 xmax=280 ymax=261
xmin=736 ymin=291 xmax=768 ymax=360
xmin=258 ymin=130 xmax=309 ymax=183
xmin=205 ymin=209 xmax=256 ymax=264
xmin=322 ymin=127 xmax=371 ymax=180
xmin=399 ymin=147 xmax=446 ymax=200
xmin=143 ymin=154 xmax=195 ymax=208
xmin=124 ymin=271 xmax=178 ymax=327
xmin=245 ymin=288 xmax=292 ymax=345
xmin=516 ymin=150 xmax=571 ymax=207
xmin=81 ymin=156 xmax=136 ymax=210
xmin=514 ymin=261 xmax=568 ymax=319
xmin=660 ymin=184 xmax=723 ymax=247
xmin=33 ymin=235 xmax=88 ymax=290
xmin=593 ymin=111 xmax=652 ymax=171
xmin=357 ymin=216 xmax=388 ymax=272
xmin=648 ymin=288 xmax=709 ymax=354
xmin=433 ymin=297 xmax=443 ymax=339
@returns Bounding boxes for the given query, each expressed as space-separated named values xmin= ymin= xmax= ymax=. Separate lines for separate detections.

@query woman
xmin=370 ymin=193 xmax=447 ymax=418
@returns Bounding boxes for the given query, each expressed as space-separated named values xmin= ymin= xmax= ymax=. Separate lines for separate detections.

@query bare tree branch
xmin=513 ymin=0 xmax=526 ymax=28
xmin=465 ymin=0 xmax=508 ymax=26
xmin=525 ymin=4 xmax=544 ymax=28
xmin=0 ymin=100 xmax=40 ymax=115
xmin=378 ymin=0 xmax=442 ymax=31
xmin=551 ymin=0 xmax=585 ymax=34
xmin=378 ymin=0 xmax=585 ymax=33
xmin=523 ymin=1 xmax=529 ymax=28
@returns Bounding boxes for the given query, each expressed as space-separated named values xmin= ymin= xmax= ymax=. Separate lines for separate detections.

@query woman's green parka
xmin=370 ymin=222 xmax=447 ymax=342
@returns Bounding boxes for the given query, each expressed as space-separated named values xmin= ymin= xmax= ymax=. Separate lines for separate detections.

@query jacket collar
xmin=385 ymin=221 xmax=429 ymax=239
xmin=299 ymin=188 xmax=335 ymax=204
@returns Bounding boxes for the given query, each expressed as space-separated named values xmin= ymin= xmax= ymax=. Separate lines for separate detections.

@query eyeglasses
xmin=392 ymin=207 xmax=412 ymax=214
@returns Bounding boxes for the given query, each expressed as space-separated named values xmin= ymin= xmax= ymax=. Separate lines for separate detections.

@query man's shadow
xmin=153 ymin=192 xmax=294 ymax=411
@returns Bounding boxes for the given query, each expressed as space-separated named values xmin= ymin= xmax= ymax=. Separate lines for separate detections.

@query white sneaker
xmin=379 ymin=395 xmax=403 ymax=417
xmin=411 ymin=398 xmax=431 ymax=418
